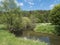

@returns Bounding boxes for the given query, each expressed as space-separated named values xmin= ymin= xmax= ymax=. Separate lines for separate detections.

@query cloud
xmin=17 ymin=2 xmax=24 ymax=6
xmin=24 ymin=0 xmax=34 ymax=5
xmin=19 ymin=3 xmax=24 ymax=6
xmin=28 ymin=2 xmax=34 ymax=5
xmin=15 ymin=0 xmax=24 ymax=6
xmin=49 ymin=4 xmax=55 ymax=9
xmin=28 ymin=2 xmax=34 ymax=8
xmin=15 ymin=0 xmax=19 ymax=6
xmin=15 ymin=0 xmax=18 ymax=4
xmin=24 ymin=0 xmax=34 ymax=8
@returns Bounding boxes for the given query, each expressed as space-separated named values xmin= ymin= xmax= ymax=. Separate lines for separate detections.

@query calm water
xmin=22 ymin=31 xmax=60 ymax=45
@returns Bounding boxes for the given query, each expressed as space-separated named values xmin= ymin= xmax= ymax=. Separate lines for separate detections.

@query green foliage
xmin=0 ymin=30 xmax=48 ymax=45
xmin=21 ymin=17 xmax=35 ymax=30
xmin=55 ymin=25 xmax=60 ymax=35
xmin=34 ymin=23 xmax=56 ymax=34
xmin=1 ymin=0 xmax=19 ymax=11
xmin=0 ymin=0 xmax=36 ymax=35
xmin=0 ymin=24 xmax=7 ymax=30
xmin=0 ymin=0 xmax=22 ymax=33
xmin=50 ymin=4 xmax=60 ymax=25
xmin=50 ymin=4 xmax=60 ymax=35
xmin=22 ymin=10 xmax=50 ymax=23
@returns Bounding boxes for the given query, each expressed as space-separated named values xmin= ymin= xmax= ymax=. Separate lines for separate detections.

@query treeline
xmin=0 ymin=10 xmax=50 ymax=23
xmin=21 ymin=10 xmax=50 ymax=23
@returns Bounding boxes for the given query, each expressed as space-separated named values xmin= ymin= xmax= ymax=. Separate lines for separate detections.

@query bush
xmin=21 ymin=17 xmax=35 ymax=31
xmin=34 ymin=23 xmax=56 ymax=34
xmin=1 ymin=12 xmax=22 ymax=36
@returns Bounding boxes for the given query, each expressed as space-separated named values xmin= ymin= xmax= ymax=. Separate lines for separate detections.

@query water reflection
xmin=23 ymin=31 xmax=60 ymax=45
xmin=25 ymin=36 xmax=50 ymax=45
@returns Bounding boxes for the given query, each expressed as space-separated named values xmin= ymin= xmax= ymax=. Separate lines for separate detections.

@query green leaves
xmin=50 ymin=4 xmax=60 ymax=25
xmin=34 ymin=23 xmax=55 ymax=34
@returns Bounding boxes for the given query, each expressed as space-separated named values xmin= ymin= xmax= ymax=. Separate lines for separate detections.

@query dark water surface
xmin=22 ymin=31 xmax=60 ymax=45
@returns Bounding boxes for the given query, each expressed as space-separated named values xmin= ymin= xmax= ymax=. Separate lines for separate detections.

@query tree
xmin=50 ymin=4 xmax=60 ymax=25
xmin=21 ymin=17 xmax=33 ymax=30
xmin=50 ymin=4 xmax=60 ymax=35
xmin=1 ymin=0 xmax=19 ymax=11
xmin=0 ymin=0 xmax=22 ymax=35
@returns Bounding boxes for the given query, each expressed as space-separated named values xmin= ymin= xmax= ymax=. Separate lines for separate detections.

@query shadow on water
xmin=55 ymin=25 xmax=60 ymax=36
xmin=50 ymin=25 xmax=60 ymax=45
xmin=22 ymin=31 xmax=60 ymax=45
xmin=50 ymin=36 xmax=60 ymax=45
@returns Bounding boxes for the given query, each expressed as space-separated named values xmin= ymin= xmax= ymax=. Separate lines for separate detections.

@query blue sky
xmin=0 ymin=0 xmax=60 ymax=11
xmin=16 ymin=0 xmax=60 ymax=11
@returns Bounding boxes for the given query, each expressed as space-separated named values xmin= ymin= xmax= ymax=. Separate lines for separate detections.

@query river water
xmin=22 ymin=31 xmax=60 ymax=45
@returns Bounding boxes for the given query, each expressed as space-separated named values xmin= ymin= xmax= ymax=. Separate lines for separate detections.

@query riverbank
xmin=0 ymin=29 xmax=48 ymax=45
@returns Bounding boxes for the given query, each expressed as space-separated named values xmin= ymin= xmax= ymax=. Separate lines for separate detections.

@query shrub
xmin=34 ymin=23 xmax=56 ymax=34
xmin=21 ymin=17 xmax=35 ymax=31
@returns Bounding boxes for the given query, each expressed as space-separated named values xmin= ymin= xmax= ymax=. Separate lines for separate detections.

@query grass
xmin=0 ymin=24 xmax=48 ymax=45
xmin=34 ymin=23 xmax=56 ymax=34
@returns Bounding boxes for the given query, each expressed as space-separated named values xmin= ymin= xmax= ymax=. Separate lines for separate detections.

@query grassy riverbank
xmin=0 ymin=24 xmax=48 ymax=45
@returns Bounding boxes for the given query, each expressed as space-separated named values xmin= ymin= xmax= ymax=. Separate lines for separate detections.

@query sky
xmin=0 ymin=0 xmax=60 ymax=11
xmin=16 ymin=0 xmax=60 ymax=11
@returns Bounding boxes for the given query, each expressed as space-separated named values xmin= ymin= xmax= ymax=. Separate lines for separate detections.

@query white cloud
xmin=28 ymin=2 xmax=34 ymax=8
xmin=15 ymin=0 xmax=24 ymax=6
xmin=24 ymin=0 xmax=34 ymax=6
xmin=15 ymin=0 xmax=18 ymax=4
xmin=15 ymin=0 xmax=19 ymax=6
xmin=28 ymin=2 xmax=34 ymax=5
xmin=49 ymin=4 xmax=55 ymax=9
xmin=17 ymin=2 xmax=24 ymax=6
xmin=19 ymin=3 xmax=24 ymax=6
